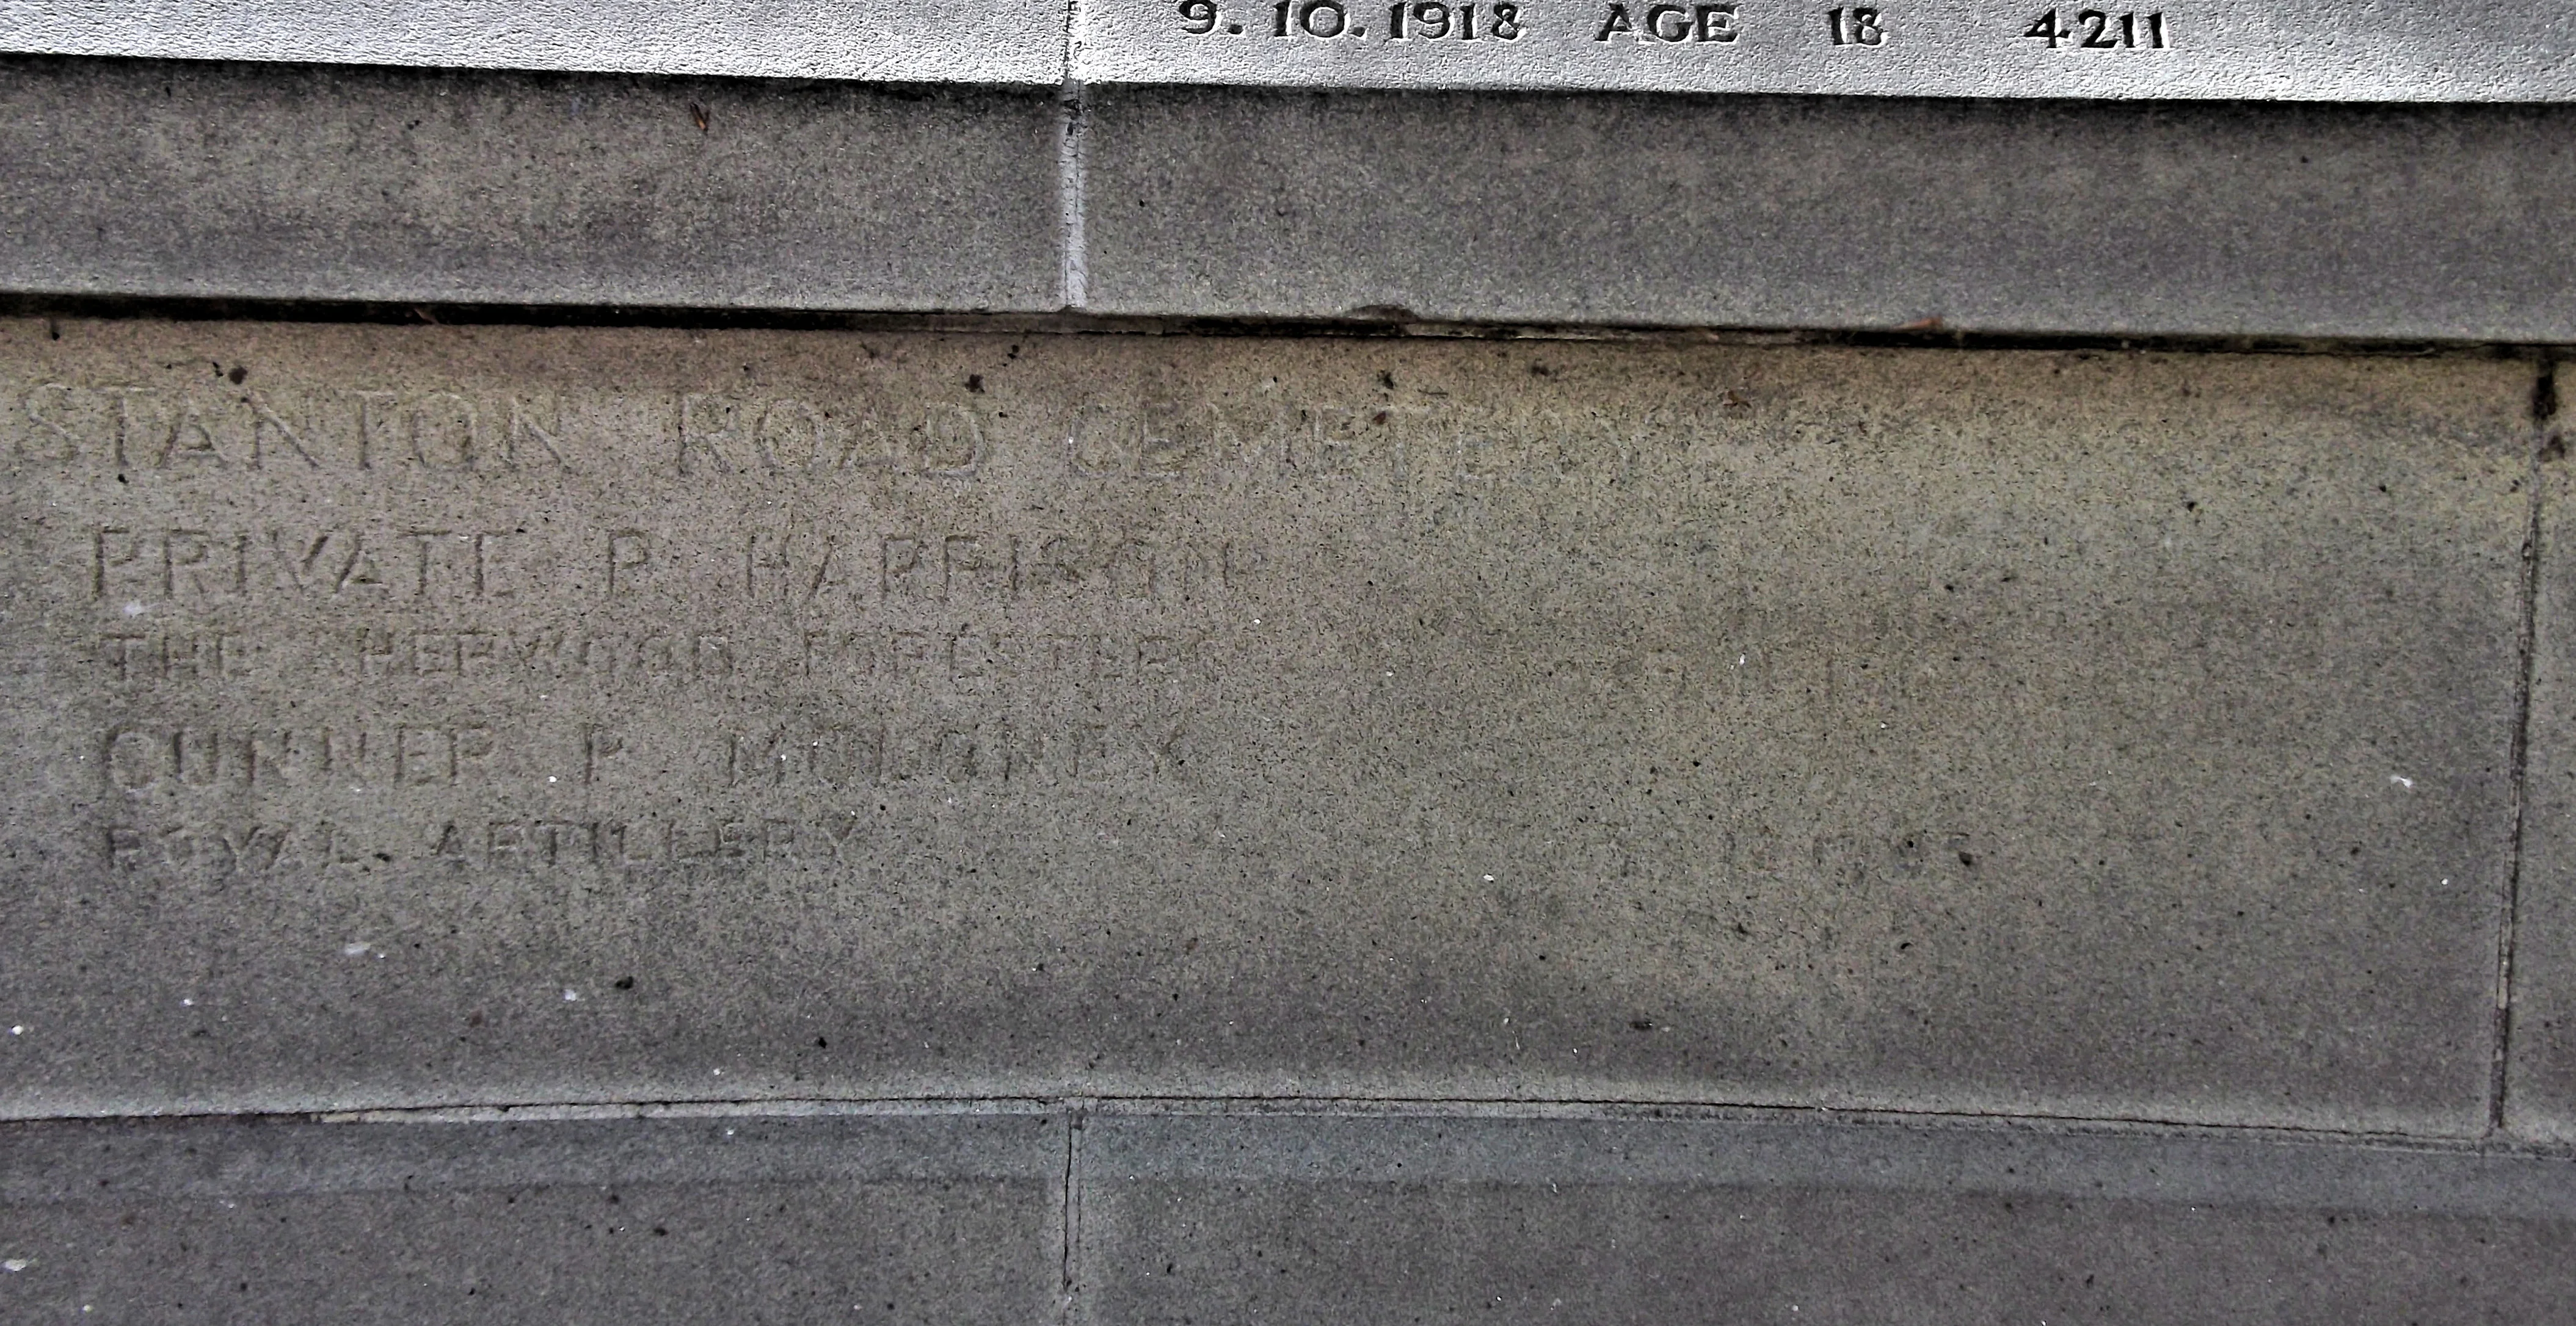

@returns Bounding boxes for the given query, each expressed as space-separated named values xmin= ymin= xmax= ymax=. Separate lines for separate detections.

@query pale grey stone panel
xmin=0 ymin=57 xmax=1063 ymax=312
xmin=9 ymin=0 xmax=2572 ymax=101
xmin=0 ymin=1112 xmax=1063 ymax=1324
xmin=1077 ymin=0 xmax=2576 ymax=101
xmin=1079 ymin=89 xmax=2576 ymax=341
xmin=3 ymin=0 xmax=1063 ymax=85
xmin=0 ymin=321 xmax=2526 ymax=1129
xmin=1075 ymin=1114 xmax=2576 ymax=1325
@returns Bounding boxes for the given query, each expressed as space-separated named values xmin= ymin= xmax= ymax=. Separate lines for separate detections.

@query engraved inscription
xmin=103 ymin=632 xmax=255 ymax=685
xmin=5 ymin=0 xmax=2566 ymax=103
xmin=1822 ymin=6 xmax=1882 ymax=46
xmin=0 ymin=321 xmax=2527 ymax=1129
xmin=675 ymin=392 xmax=990 ymax=477
xmin=721 ymin=716 xmax=1187 ymax=788
xmin=103 ymin=723 xmax=498 ymax=791
xmin=745 ymin=529 xmax=1251 ymax=606
xmin=354 ymin=626 xmax=738 ymax=684
xmin=1592 ymin=2 xmax=1734 ymax=43
xmin=1076 ymin=0 xmax=2332 ymax=101
xmin=1171 ymin=0 xmax=1526 ymax=43
xmin=103 ymin=814 xmax=923 ymax=876
xmin=93 ymin=526 xmax=522 ymax=604
xmin=2020 ymin=7 xmax=2167 ymax=49
xmin=18 ymin=383 xmax=572 ymax=472
xmin=798 ymin=628 xmax=1214 ymax=687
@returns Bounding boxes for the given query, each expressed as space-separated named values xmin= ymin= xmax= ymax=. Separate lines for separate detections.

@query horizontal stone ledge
xmin=1079 ymin=89 xmax=2576 ymax=342
xmin=0 ymin=1112 xmax=1064 ymax=1323
xmin=6 ymin=0 xmax=2572 ymax=100
xmin=1081 ymin=1113 xmax=2576 ymax=1323
xmin=0 ymin=319 xmax=2530 ymax=1133
xmin=9 ymin=57 xmax=2576 ymax=341
xmin=4 ymin=1109 xmax=2568 ymax=1322
xmin=0 ymin=57 xmax=1067 ymax=314
xmin=1080 ymin=1112 xmax=2576 ymax=1222
xmin=0 ymin=1110 xmax=1066 ymax=1200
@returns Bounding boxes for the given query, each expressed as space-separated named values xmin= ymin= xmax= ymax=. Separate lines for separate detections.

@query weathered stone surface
xmin=1079 ymin=88 xmax=2576 ymax=340
xmin=1072 ymin=0 xmax=2576 ymax=102
xmin=0 ymin=1112 xmax=1063 ymax=1324
xmin=4 ymin=0 xmax=1064 ymax=85
xmin=1075 ymin=1114 xmax=2576 ymax=1325
xmin=0 ymin=57 xmax=1062 ymax=312
xmin=2505 ymin=385 xmax=2576 ymax=1143
xmin=13 ymin=0 xmax=2576 ymax=101
xmin=0 ymin=319 xmax=2527 ymax=1128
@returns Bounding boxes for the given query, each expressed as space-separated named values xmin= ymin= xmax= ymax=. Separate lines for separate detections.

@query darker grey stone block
xmin=0 ymin=1112 xmax=1063 ymax=1324
xmin=1079 ymin=88 xmax=2576 ymax=340
xmin=0 ymin=56 xmax=1063 ymax=312
xmin=1075 ymin=1114 xmax=2576 ymax=1325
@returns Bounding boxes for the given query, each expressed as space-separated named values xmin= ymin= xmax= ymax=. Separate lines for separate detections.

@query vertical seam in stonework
xmin=2490 ymin=359 xmax=2559 ymax=1136
xmin=1057 ymin=0 xmax=1090 ymax=311
xmin=1057 ymin=1104 xmax=1089 ymax=1324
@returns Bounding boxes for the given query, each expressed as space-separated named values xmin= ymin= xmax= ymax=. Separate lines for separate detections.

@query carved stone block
xmin=0 ymin=320 xmax=2528 ymax=1129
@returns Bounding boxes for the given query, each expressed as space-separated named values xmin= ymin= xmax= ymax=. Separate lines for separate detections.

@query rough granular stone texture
xmin=0 ymin=56 xmax=1063 ymax=311
xmin=2505 ymin=382 xmax=2576 ymax=1142
xmin=1077 ymin=1115 xmax=2576 ymax=1326
xmin=0 ymin=1112 xmax=1063 ymax=1324
xmin=1080 ymin=87 xmax=2576 ymax=340
xmin=0 ymin=319 xmax=2530 ymax=1128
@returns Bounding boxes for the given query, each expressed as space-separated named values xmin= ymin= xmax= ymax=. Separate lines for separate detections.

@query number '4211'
xmin=2023 ymin=9 xmax=2167 ymax=48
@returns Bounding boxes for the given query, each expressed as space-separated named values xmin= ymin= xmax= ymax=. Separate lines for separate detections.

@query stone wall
xmin=0 ymin=53 xmax=2571 ymax=1324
